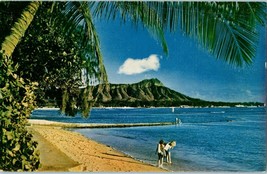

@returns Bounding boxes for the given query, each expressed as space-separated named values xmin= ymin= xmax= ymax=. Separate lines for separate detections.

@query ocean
xmin=31 ymin=107 xmax=266 ymax=172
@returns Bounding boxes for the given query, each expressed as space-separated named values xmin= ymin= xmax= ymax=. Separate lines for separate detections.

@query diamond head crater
xmin=43 ymin=78 xmax=261 ymax=108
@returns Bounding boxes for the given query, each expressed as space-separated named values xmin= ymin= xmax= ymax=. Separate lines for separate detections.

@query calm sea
xmin=31 ymin=107 xmax=266 ymax=172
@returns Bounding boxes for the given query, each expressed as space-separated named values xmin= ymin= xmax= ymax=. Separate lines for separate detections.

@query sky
xmin=93 ymin=19 xmax=266 ymax=103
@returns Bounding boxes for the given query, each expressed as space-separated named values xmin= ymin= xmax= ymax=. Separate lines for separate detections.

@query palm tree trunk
xmin=1 ymin=1 xmax=41 ymax=58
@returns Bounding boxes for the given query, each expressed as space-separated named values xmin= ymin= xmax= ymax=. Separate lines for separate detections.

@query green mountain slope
xmin=90 ymin=78 xmax=204 ymax=107
xmin=40 ymin=78 xmax=263 ymax=108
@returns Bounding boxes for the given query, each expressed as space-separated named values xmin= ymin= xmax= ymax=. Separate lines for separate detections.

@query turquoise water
xmin=31 ymin=107 xmax=266 ymax=172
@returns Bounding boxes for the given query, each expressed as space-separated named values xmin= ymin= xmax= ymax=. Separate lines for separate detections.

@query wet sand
xmin=28 ymin=124 xmax=167 ymax=172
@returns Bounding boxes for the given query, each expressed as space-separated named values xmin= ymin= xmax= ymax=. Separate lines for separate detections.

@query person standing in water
xmin=156 ymin=139 xmax=165 ymax=168
xmin=164 ymin=141 xmax=176 ymax=164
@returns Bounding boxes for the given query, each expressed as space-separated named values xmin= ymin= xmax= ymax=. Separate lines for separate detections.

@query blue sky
xmin=94 ymin=19 xmax=266 ymax=103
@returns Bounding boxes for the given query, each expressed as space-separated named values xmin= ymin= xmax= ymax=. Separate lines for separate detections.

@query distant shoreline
xmin=35 ymin=105 xmax=265 ymax=111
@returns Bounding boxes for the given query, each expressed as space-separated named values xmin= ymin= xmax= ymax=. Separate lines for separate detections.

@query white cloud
xmin=118 ymin=54 xmax=160 ymax=75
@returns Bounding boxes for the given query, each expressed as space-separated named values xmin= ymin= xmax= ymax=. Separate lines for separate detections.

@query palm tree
xmin=1 ymin=2 xmax=107 ymax=85
xmin=1 ymin=2 xmax=265 ymax=89
xmin=0 ymin=1 xmax=168 ymax=116
xmin=1 ymin=2 xmax=41 ymax=58
xmin=90 ymin=2 xmax=266 ymax=66
xmin=1 ymin=2 xmax=266 ymax=78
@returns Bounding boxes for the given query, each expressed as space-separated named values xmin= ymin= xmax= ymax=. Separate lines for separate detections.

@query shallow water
xmin=31 ymin=107 xmax=266 ymax=172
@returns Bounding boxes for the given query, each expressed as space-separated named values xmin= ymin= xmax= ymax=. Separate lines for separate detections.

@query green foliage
xmin=147 ymin=2 xmax=266 ymax=66
xmin=13 ymin=3 xmax=83 ymax=86
xmin=90 ymin=1 xmax=168 ymax=54
xmin=0 ymin=1 xmax=41 ymax=58
xmin=11 ymin=2 xmax=91 ymax=116
xmin=0 ymin=2 xmax=29 ymax=44
xmin=62 ymin=2 xmax=108 ymax=83
xmin=91 ymin=2 xmax=266 ymax=66
xmin=0 ymin=53 xmax=40 ymax=171
xmin=0 ymin=2 xmax=105 ymax=117
xmin=80 ymin=86 xmax=94 ymax=117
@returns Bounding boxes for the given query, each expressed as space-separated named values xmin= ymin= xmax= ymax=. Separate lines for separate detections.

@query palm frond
xmin=54 ymin=2 xmax=109 ymax=116
xmin=157 ymin=2 xmax=266 ymax=66
xmin=58 ymin=2 xmax=108 ymax=85
xmin=1 ymin=1 xmax=41 ymax=57
xmin=90 ymin=1 xmax=168 ymax=54
xmin=92 ymin=2 xmax=266 ymax=66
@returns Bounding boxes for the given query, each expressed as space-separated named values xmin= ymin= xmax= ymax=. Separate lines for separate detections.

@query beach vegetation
xmin=0 ymin=53 xmax=40 ymax=171
xmin=11 ymin=3 xmax=92 ymax=117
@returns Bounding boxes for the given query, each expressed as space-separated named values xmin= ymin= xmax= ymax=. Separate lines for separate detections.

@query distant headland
xmin=39 ymin=78 xmax=263 ymax=108
xmin=85 ymin=78 xmax=263 ymax=108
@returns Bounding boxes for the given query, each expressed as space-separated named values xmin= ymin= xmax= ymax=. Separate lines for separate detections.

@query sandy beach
xmin=27 ymin=123 xmax=167 ymax=172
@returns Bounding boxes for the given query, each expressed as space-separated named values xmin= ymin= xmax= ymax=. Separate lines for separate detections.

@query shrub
xmin=0 ymin=53 xmax=40 ymax=171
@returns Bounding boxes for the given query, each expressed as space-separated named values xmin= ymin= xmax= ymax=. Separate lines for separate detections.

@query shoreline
xmin=27 ymin=123 xmax=168 ymax=172
xmin=34 ymin=105 xmax=264 ymax=111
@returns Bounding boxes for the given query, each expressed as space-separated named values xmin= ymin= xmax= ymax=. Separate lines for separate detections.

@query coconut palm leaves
xmin=145 ymin=2 xmax=266 ymax=66
xmin=1 ymin=2 xmax=41 ymax=57
xmin=90 ymin=1 xmax=168 ymax=54
xmin=176 ymin=2 xmax=266 ymax=66
xmin=91 ymin=2 xmax=266 ymax=66
xmin=2 ymin=2 xmax=265 ymax=77
xmin=60 ymin=2 xmax=108 ymax=84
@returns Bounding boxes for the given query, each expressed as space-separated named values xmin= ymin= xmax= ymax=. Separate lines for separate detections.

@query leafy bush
xmin=0 ymin=53 xmax=40 ymax=171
